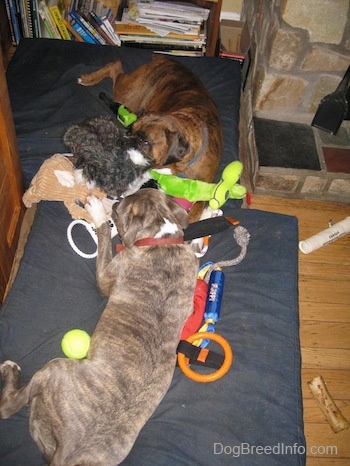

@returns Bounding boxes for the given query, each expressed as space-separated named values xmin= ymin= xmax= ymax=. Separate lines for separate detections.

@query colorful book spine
xmin=102 ymin=15 xmax=121 ymax=46
xmin=80 ymin=13 xmax=106 ymax=45
xmin=19 ymin=0 xmax=30 ymax=37
xmin=63 ymin=18 xmax=84 ymax=42
xmin=26 ymin=0 xmax=34 ymax=37
xmin=69 ymin=13 xmax=96 ymax=44
xmin=100 ymin=21 xmax=117 ymax=45
xmin=14 ymin=0 xmax=24 ymax=37
xmin=39 ymin=0 xmax=61 ymax=38
xmin=30 ymin=0 xmax=41 ymax=38
xmin=69 ymin=11 xmax=99 ymax=44
xmin=38 ymin=4 xmax=55 ymax=37
xmin=88 ymin=10 xmax=115 ymax=45
xmin=50 ymin=4 xmax=70 ymax=40
xmin=5 ymin=0 xmax=16 ymax=44
xmin=6 ymin=0 xmax=21 ymax=44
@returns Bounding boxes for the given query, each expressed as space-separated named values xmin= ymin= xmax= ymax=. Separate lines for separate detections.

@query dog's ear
xmin=165 ymin=195 xmax=189 ymax=230
xmin=162 ymin=129 xmax=189 ymax=165
xmin=115 ymin=200 xmax=143 ymax=249
xmin=122 ymin=218 xmax=143 ymax=248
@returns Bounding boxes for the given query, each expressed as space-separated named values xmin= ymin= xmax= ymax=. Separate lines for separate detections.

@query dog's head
xmin=114 ymin=189 xmax=188 ymax=249
xmin=132 ymin=114 xmax=189 ymax=168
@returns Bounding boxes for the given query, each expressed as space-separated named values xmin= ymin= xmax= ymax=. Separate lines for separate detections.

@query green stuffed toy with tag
xmin=149 ymin=161 xmax=247 ymax=209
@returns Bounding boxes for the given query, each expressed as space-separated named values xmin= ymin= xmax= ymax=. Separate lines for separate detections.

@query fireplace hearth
xmin=238 ymin=0 xmax=350 ymax=203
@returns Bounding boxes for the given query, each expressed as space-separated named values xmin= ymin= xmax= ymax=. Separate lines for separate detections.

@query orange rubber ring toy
xmin=177 ymin=332 xmax=233 ymax=383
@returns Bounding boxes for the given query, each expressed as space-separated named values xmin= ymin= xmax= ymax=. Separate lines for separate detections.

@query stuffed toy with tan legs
xmin=22 ymin=154 xmax=106 ymax=223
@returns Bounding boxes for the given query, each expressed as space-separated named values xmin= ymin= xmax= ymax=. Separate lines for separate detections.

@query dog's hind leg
xmin=78 ymin=60 xmax=124 ymax=88
xmin=0 ymin=360 xmax=30 ymax=419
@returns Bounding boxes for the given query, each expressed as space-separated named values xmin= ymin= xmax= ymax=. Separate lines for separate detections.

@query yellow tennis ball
xmin=61 ymin=329 xmax=90 ymax=359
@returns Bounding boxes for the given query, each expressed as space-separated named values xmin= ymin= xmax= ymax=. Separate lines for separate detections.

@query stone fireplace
xmin=239 ymin=0 xmax=350 ymax=203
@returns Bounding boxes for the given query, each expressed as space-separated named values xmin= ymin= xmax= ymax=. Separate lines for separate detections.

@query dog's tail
xmin=0 ymin=360 xmax=32 ymax=419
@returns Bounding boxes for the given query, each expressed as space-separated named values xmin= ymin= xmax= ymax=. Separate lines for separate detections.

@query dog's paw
xmin=85 ymin=196 xmax=107 ymax=228
xmin=54 ymin=170 xmax=76 ymax=187
xmin=190 ymin=237 xmax=208 ymax=257
xmin=200 ymin=205 xmax=216 ymax=221
xmin=77 ymin=74 xmax=94 ymax=86
xmin=0 ymin=360 xmax=21 ymax=376
xmin=152 ymin=168 xmax=172 ymax=175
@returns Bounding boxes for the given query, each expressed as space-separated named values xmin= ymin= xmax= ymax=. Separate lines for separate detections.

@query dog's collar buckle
xmin=116 ymin=236 xmax=184 ymax=252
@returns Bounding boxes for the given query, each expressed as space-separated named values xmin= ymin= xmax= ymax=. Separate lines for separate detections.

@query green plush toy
xmin=149 ymin=161 xmax=247 ymax=209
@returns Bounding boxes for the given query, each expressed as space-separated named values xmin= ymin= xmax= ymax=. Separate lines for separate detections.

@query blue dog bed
xmin=0 ymin=39 xmax=305 ymax=465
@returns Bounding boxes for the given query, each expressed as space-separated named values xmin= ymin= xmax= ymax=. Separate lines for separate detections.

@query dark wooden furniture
xmin=0 ymin=47 xmax=25 ymax=302
xmin=192 ymin=0 xmax=222 ymax=56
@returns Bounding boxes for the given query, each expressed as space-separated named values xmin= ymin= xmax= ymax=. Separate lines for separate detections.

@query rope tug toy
xmin=177 ymin=225 xmax=250 ymax=383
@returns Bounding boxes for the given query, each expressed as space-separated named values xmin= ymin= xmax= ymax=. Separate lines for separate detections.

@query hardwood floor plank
xmin=299 ymin=263 xmax=350 ymax=281
xmin=300 ymin=322 xmax=350 ymax=349
xmin=249 ymin=196 xmax=350 ymax=219
xmin=303 ymin=423 xmax=350 ymax=457
xmin=299 ymin=303 xmax=349 ymax=322
xmin=299 ymin=281 xmax=350 ymax=306
xmin=307 ymin=458 xmax=350 ymax=465
xmin=302 ymin=348 xmax=350 ymax=370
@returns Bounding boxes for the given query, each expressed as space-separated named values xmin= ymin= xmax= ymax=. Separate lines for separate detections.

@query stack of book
xmin=5 ymin=0 xmax=120 ymax=46
xmin=115 ymin=1 xmax=210 ymax=56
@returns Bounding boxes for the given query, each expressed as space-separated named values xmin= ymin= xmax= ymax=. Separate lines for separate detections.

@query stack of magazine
xmin=115 ymin=0 xmax=210 ymax=56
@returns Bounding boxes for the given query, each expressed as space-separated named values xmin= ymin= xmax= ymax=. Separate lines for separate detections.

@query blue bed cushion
xmin=0 ymin=39 xmax=305 ymax=465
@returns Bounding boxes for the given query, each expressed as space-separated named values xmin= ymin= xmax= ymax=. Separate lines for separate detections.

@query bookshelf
xmin=2 ymin=1 xmax=222 ymax=58
xmin=115 ymin=0 xmax=222 ymax=56
xmin=189 ymin=0 xmax=222 ymax=56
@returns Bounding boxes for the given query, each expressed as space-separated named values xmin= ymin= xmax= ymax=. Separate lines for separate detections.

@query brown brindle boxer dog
xmin=78 ymin=54 xmax=223 ymax=222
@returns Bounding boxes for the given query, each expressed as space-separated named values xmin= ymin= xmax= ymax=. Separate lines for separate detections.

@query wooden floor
xmin=250 ymin=195 xmax=350 ymax=466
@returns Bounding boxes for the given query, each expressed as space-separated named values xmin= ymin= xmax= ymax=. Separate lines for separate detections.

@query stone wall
xmin=243 ymin=0 xmax=350 ymax=121
xmin=238 ymin=0 xmax=350 ymax=202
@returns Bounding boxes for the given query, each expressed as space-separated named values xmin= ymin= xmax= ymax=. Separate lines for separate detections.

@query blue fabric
xmin=0 ymin=39 xmax=305 ymax=465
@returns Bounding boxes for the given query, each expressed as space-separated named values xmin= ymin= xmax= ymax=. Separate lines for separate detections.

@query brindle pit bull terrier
xmin=0 ymin=189 xmax=198 ymax=465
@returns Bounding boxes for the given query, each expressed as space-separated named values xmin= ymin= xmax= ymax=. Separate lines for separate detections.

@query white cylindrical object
xmin=299 ymin=217 xmax=350 ymax=254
